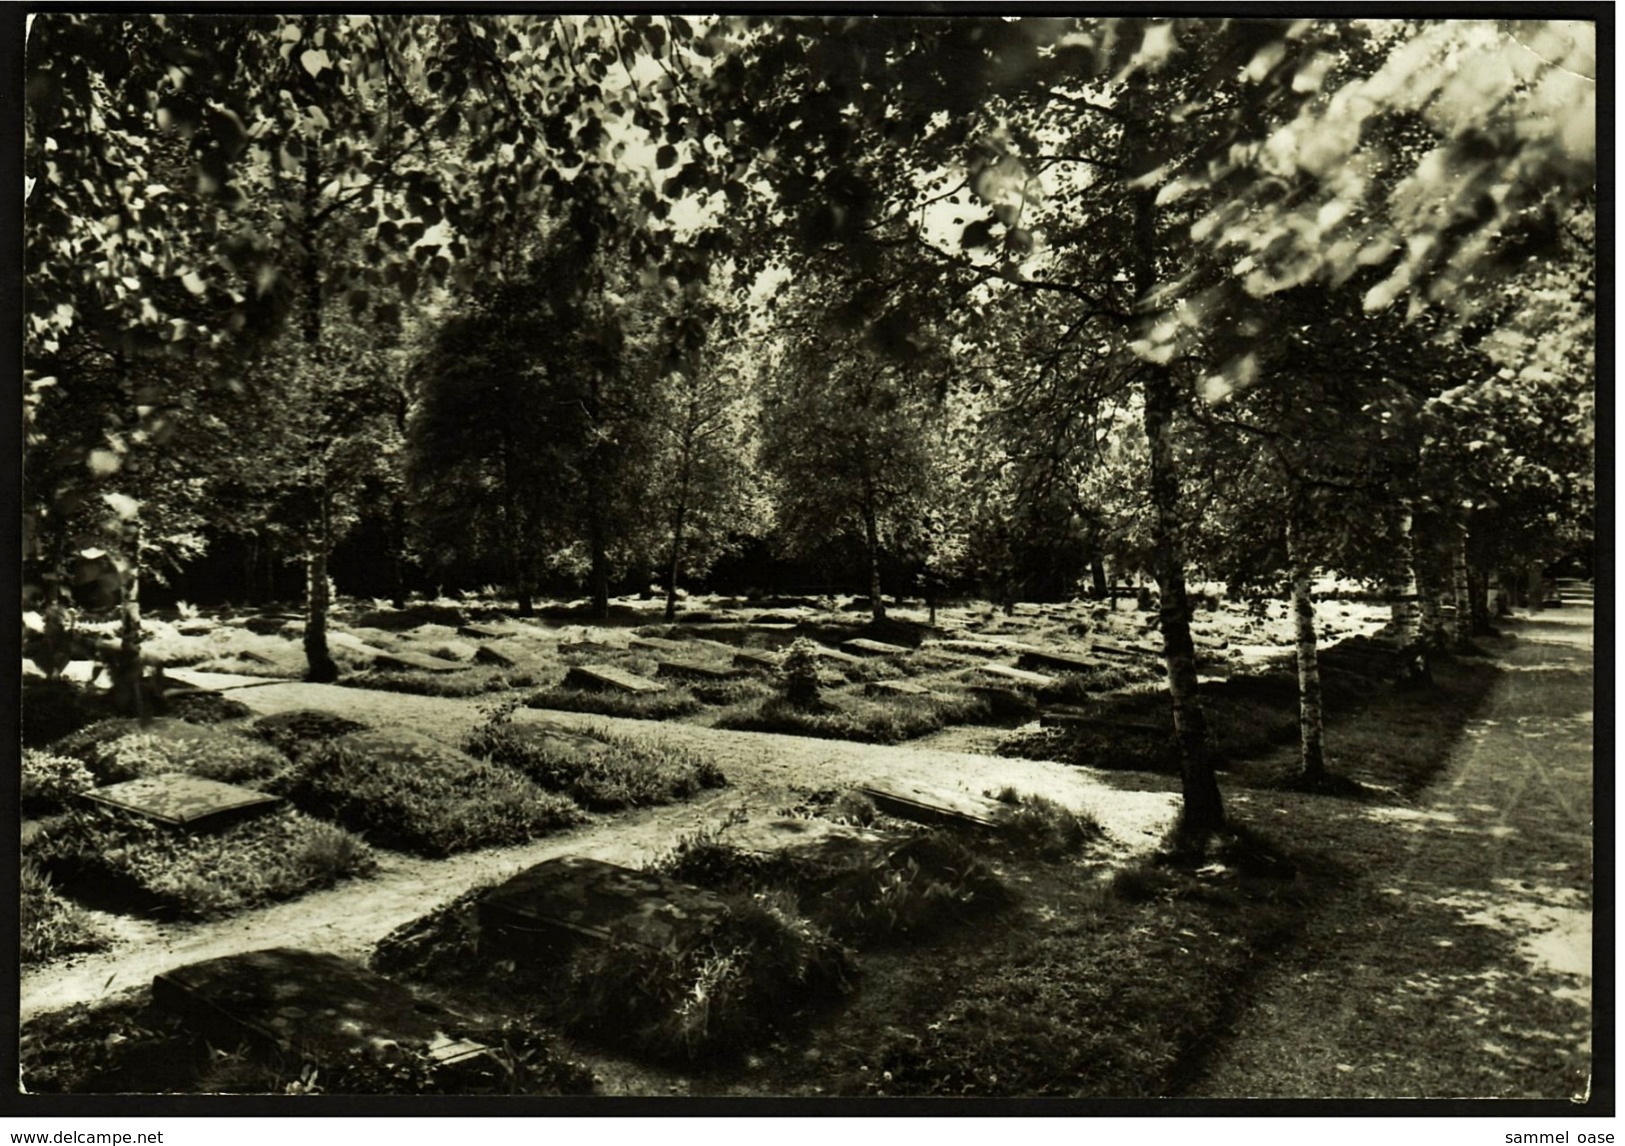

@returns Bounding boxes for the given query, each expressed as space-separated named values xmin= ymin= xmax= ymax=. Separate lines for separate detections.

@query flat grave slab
xmin=372 ymin=648 xmax=464 ymax=672
xmin=153 ymin=947 xmax=487 ymax=1068
xmin=859 ymin=779 xmax=1004 ymax=830
xmin=733 ymin=649 xmax=782 ymax=671
xmin=720 ymin=816 xmax=904 ymax=868
xmin=814 ymin=645 xmax=863 ymax=665
xmin=1039 ymin=705 xmax=1096 ymax=727
xmin=841 ymin=638 xmax=911 ymax=658
xmin=866 ymin=678 xmax=933 ymax=698
xmin=656 ymin=659 xmax=744 ymax=682
xmin=237 ymin=649 xmax=280 ymax=667
xmin=478 ymin=856 xmax=729 ymax=959
xmin=457 ymin=623 xmax=507 ymax=640
xmin=82 ymin=774 xmax=281 ymax=829
xmin=473 ymin=644 xmax=517 ymax=668
xmin=751 ymin=611 xmax=808 ymax=625
xmin=1017 ymin=649 xmax=1101 ymax=675
xmin=1091 ymin=639 xmax=1162 ymax=660
xmin=926 ymin=638 xmax=1010 ymax=655
xmin=978 ymin=662 xmax=1057 ymax=688
xmin=629 ymin=635 xmax=686 ymax=654
xmin=502 ymin=722 xmax=611 ymax=759
xmin=562 ymin=663 xmax=665 ymax=694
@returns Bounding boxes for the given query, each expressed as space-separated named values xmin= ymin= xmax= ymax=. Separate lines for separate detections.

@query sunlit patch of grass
xmin=340 ymin=666 xmax=539 ymax=698
xmin=714 ymin=689 xmax=991 ymax=744
xmin=525 ymin=684 xmax=703 ymax=721
xmin=21 ymin=857 xmax=110 ymax=965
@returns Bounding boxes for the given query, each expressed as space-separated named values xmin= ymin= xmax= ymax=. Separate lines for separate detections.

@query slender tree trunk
xmin=588 ymin=505 xmax=611 ymax=620
xmin=303 ymin=489 xmax=340 ymax=683
xmin=665 ymin=503 xmax=687 ymax=623
xmin=1129 ymin=164 xmax=1223 ymax=833
xmin=1091 ymin=554 xmax=1108 ymax=598
xmin=110 ymin=360 xmax=151 ymax=718
xmin=388 ymin=498 xmax=407 ymax=611
xmin=1286 ymin=515 xmax=1325 ymax=782
xmin=1470 ymin=568 xmax=1492 ymax=634
xmin=1145 ymin=365 xmax=1224 ymax=833
xmin=1451 ymin=524 xmax=1473 ymax=647
xmin=861 ymin=477 xmax=886 ymax=622
xmin=1417 ymin=562 xmax=1447 ymax=651
xmin=1384 ymin=507 xmax=1421 ymax=646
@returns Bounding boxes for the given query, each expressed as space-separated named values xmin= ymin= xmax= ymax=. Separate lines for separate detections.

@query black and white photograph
xmin=16 ymin=9 xmax=1600 ymax=1116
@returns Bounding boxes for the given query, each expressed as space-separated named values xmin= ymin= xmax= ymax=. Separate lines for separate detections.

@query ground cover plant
xmin=21 ymin=856 xmax=110 ymax=965
xmin=340 ymin=664 xmax=540 ymax=698
xmin=464 ymin=708 xmax=726 ymax=811
xmin=713 ymin=688 xmax=992 ymax=745
xmin=21 ymin=749 xmax=98 ymax=817
xmin=165 ymin=690 xmax=255 ymax=725
xmin=524 ymin=683 xmax=703 ymax=720
xmin=51 ymin=718 xmax=289 ymax=785
xmin=251 ymin=709 xmax=370 ymax=762
xmin=272 ymin=728 xmax=585 ymax=857
xmin=17 ymin=991 xmax=597 ymax=1096
xmin=32 ymin=806 xmax=377 ymax=920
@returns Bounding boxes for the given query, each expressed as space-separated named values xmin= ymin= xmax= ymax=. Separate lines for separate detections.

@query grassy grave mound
xmin=524 ymin=683 xmax=703 ymax=721
xmin=21 ymin=856 xmax=110 ymax=965
xmin=715 ymin=689 xmax=992 ymax=745
xmin=32 ymin=805 xmax=377 ymax=920
xmin=986 ymin=788 xmax=1106 ymax=860
xmin=653 ymin=810 xmax=1017 ymax=946
xmin=18 ymin=991 xmax=594 ymax=1096
xmin=341 ymin=665 xmax=539 ymax=698
xmin=273 ymin=728 xmax=586 ymax=857
xmin=251 ymin=709 xmax=370 ymax=762
xmin=165 ymin=690 xmax=255 ymax=725
xmin=373 ymin=883 xmax=857 ymax=1065
xmin=464 ymin=714 xmax=726 ymax=811
xmin=52 ymin=718 xmax=289 ymax=785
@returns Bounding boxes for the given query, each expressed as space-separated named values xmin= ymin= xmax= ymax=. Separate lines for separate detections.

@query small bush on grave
xmin=778 ymin=637 xmax=824 ymax=708
xmin=21 ymin=750 xmax=97 ymax=816
xmin=987 ymin=789 xmax=1104 ymax=860
xmin=33 ymin=806 xmax=377 ymax=920
xmin=21 ymin=857 xmax=109 ymax=965
xmin=251 ymin=709 xmax=370 ymax=762
xmin=274 ymin=729 xmax=585 ymax=857
xmin=553 ymin=891 xmax=857 ymax=1063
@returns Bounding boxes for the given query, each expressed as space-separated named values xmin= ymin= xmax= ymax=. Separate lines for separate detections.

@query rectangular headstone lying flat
xmin=866 ymin=678 xmax=933 ymax=698
xmin=478 ymin=856 xmax=728 ymax=960
xmin=563 ymin=663 xmax=666 ymax=694
xmin=457 ymin=623 xmax=507 ymax=640
xmin=1017 ymin=649 xmax=1101 ymax=674
xmin=153 ymin=948 xmax=488 ymax=1068
xmin=372 ymin=648 xmax=465 ymax=673
xmin=859 ymin=779 xmax=1004 ymax=830
xmin=1091 ymin=640 xmax=1160 ymax=660
xmin=841 ymin=638 xmax=912 ymax=658
xmin=1039 ymin=706 xmax=1095 ymax=727
xmin=926 ymin=638 xmax=1010 ymax=655
xmin=82 ymin=775 xmax=281 ymax=829
xmin=473 ymin=644 xmax=517 ymax=668
xmin=814 ymin=645 xmax=862 ymax=665
xmin=629 ymin=635 xmax=686 ymax=654
xmin=733 ymin=649 xmax=782 ymax=671
xmin=978 ymin=662 xmax=1057 ymax=688
xmin=656 ymin=659 xmax=745 ymax=682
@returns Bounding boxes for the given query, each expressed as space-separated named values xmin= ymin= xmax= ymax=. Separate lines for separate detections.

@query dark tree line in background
xmin=24 ymin=14 xmax=1596 ymax=835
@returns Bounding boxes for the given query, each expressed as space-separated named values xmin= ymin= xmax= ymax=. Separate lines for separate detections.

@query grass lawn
xmin=714 ymin=689 xmax=993 ymax=744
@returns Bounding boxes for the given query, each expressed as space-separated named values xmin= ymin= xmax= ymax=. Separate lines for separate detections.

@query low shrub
xmin=554 ymin=890 xmax=857 ymax=1062
xmin=465 ymin=717 xmax=726 ymax=812
xmin=52 ymin=719 xmax=288 ymax=785
xmin=33 ymin=806 xmax=377 ymax=920
xmin=525 ymin=684 xmax=702 ymax=721
xmin=22 ymin=750 xmax=97 ymax=816
xmin=715 ymin=690 xmax=991 ymax=745
xmin=252 ymin=709 xmax=370 ymax=762
xmin=22 ymin=680 xmax=107 ymax=747
xmin=275 ymin=729 xmax=585 ymax=857
xmin=988 ymin=789 xmax=1104 ymax=859
xmin=166 ymin=691 xmax=255 ymax=725
xmin=21 ymin=857 xmax=109 ymax=965
xmin=340 ymin=667 xmax=537 ymax=698
xmin=778 ymin=637 xmax=824 ymax=707
xmin=685 ymin=676 xmax=775 ymax=707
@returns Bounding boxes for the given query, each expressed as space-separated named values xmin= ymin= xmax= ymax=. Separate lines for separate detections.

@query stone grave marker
xmin=562 ymin=663 xmax=666 ymax=694
xmin=1016 ymin=648 xmax=1101 ymax=675
xmin=629 ymin=635 xmax=686 ymax=654
xmin=720 ymin=816 xmax=904 ymax=869
xmin=733 ymin=649 xmax=782 ymax=672
xmin=478 ymin=856 xmax=729 ymax=960
xmin=457 ymin=623 xmax=507 ymax=640
xmin=858 ymin=779 xmax=1005 ymax=830
xmin=373 ymin=648 xmax=464 ymax=673
xmin=813 ymin=645 xmax=863 ymax=665
xmin=501 ymin=722 xmax=611 ymax=760
xmin=978 ymin=662 xmax=1057 ymax=688
xmin=656 ymin=659 xmax=744 ymax=682
xmin=925 ymin=638 xmax=1009 ymax=656
xmin=473 ymin=644 xmax=518 ymax=668
xmin=1039 ymin=705 xmax=1095 ymax=727
xmin=1091 ymin=639 xmax=1161 ymax=660
xmin=153 ymin=948 xmax=488 ymax=1068
xmin=866 ymin=678 xmax=933 ymax=698
xmin=82 ymin=775 xmax=281 ymax=830
xmin=841 ymin=637 xmax=911 ymax=658
xmin=237 ymin=649 xmax=279 ymax=667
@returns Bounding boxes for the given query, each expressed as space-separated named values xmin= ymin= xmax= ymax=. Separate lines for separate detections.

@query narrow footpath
xmin=1189 ymin=608 xmax=1596 ymax=1100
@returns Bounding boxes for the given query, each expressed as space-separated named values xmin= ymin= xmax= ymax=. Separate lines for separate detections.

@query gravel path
xmin=22 ymin=672 xmax=1179 ymax=1022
